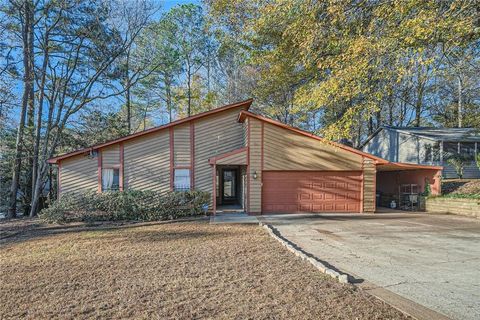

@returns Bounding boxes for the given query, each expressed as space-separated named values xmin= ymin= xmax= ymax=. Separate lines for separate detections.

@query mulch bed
xmin=442 ymin=179 xmax=480 ymax=195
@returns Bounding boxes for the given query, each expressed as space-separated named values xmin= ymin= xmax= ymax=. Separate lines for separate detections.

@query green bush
xmin=40 ymin=189 xmax=211 ymax=223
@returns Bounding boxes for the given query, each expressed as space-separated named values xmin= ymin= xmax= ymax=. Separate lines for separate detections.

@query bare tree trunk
xmin=166 ymin=77 xmax=172 ymax=122
xmin=8 ymin=0 xmax=33 ymax=218
xmin=187 ymin=73 xmax=191 ymax=117
xmin=457 ymin=76 xmax=462 ymax=128
xmin=25 ymin=0 xmax=35 ymax=214
xmin=186 ymin=57 xmax=192 ymax=117
xmin=30 ymin=32 xmax=49 ymax=217
xmin=125 ymin=49 xmax=132 ymax=133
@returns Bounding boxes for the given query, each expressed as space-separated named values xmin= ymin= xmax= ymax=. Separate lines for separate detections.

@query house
xmin=361 ymin=126 xmax=480 ymax=179
xmin=48 ymin=100 xmax=442 ymax=214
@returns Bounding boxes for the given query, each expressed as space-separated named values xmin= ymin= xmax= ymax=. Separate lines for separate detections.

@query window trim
xmin=101 ymin=167 xmax=120 ymax=192
xmin=173 ymin=168 xmax=191 ymax=192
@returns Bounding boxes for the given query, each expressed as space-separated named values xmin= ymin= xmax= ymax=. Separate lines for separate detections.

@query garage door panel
xmin=263 ymin=171 xmax=361 ymax=213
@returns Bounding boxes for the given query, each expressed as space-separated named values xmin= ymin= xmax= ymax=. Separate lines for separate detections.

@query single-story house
xmin=360 ymin=126 xmax=480 ymax=179
xmin=48 ymin=100 xmax=442 ymax=214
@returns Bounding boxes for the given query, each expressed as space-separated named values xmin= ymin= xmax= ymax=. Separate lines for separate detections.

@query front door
xmin=222 ymin=169 xmax=238 ymax=204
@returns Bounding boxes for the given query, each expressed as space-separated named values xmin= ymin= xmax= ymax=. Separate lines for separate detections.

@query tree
xmin=134 ymin=16 xmax=183 ymax=123
xmin=207 ymin=1 xmax=479 ymax=143
xmin=21 ymin=0 xmax=152 ymax=217
xmin=3 ymin=0 xmax=35 ymax=218
xmin=167 ymin=4 xmax=210 ymax=116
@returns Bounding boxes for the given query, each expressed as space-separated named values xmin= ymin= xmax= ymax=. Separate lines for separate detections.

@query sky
xmin=3 ymin=0 xmax=201 ymax=126
xmin=162 ymin=0 xmax=201 ymax=11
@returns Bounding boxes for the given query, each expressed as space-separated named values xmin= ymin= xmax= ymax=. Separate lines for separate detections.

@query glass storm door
xmin=222 ymin=169 xmax=237 ymax=204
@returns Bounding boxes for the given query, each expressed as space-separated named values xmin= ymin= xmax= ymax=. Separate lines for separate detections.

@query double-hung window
xmin=102 ymin=168 xmax=120 ymax=191
xmin=174 ymin=169 xmax=190 ymax=191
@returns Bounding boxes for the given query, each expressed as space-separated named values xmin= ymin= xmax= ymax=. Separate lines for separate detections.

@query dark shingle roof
xmin=384 ymin=126 xmax=480 ymax=142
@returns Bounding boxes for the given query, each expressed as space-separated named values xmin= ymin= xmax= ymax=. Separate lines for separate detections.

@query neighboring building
xmin=48 ymin=100 xmax=442 ymax=214
xmin=361 ymin=126 xmax=480 ymax=179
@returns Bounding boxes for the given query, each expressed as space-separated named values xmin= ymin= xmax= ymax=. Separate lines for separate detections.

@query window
xmin=424 ymin=142 xmax=441 ymax=163
xmin=460 ymin=142 xmax=476 ymax=160
xmin=102 ymin=168 xmax=119 ymax=191
xmin=174 ymin=169 xmax=190 ymax=191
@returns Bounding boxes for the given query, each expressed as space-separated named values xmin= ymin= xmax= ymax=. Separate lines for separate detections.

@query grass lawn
xmin=1 ymin=218 xmax=408 ymax=319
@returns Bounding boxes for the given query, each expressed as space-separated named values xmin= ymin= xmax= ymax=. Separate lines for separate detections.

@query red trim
xmin=47 ymin=99 xmax=253 ymax=164
xmin=97 ymin=150 xmax=102 ymax=193
xmin=372 ymin=162 xmax=377 ymax=213
xmin=377 ymin=162 xmax=443 ymax=171
xmin=260 ymin=121 xmax=264 ymax=214
xmin=174 ymin=165 xmax=191 ymax=169
xmin=57 ymin=161 xmax=62 ymax=199
xmin=261 ymin=122 xmax=264 ymax=172
xmin=212 ymin=163 xmax=216 ymax=215
xmin=247 ymin=119 xmax=251 ymax=213
xmin=238 ymin=110 xmax=389 ymax=164
xmin=102 ymin=164 xmax=120 ymax=169
xmin=360 ymin=157 xmax=364 ymax=213
xmin=169 ymin=127 xmax=174 ymax=190
xmin=208 ymin=147 xmax=248 ymax=164
xmin=119 ymin=143 xmax=124 ymax=191
xmin=190 ymin=121 xmax=195 ymax=189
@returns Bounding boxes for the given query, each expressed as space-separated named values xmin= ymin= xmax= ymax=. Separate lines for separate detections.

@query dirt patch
xmin=442 ymin=179 xmax=480 ymax=195
xmin=0 ymin=219 xmax=409 ymax=319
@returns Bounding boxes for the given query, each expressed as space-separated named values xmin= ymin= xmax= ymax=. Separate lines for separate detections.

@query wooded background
xmin=1 ymin=0 xmax=479 ymax=217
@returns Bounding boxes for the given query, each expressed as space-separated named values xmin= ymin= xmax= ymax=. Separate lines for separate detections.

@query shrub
xmin=476 ymin=154 xmax=480 ymax=170
xmin=40 ymin=189 xmax=211 ymax=223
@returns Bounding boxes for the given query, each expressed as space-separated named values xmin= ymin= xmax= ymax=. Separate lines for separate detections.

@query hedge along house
xmin=47 ymin=99 xmax=442 ymax=215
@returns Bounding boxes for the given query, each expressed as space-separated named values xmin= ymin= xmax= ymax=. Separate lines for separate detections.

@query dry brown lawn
xmin=0 ymin=218 xmax=409 ymax=319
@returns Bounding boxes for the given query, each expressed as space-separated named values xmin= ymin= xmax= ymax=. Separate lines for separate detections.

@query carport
xmin=376 ymin=162 xmax=442 ymax=209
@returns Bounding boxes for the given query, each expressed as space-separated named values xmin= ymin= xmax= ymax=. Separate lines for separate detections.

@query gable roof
xmin=47 ymin=99 xmax=253 ymax=164
xmin=360 ymin=126 xmax=480 ymax=149
xmin=237 ymin=110 xmax=389 ymax=164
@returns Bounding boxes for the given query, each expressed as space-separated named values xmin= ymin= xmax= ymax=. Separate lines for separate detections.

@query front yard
xmin=1 ymin=219 xmax=408 ymax=319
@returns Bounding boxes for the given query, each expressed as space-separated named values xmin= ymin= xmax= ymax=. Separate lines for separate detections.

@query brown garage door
xmin=262 ymin=171 xmax=362 ymax=213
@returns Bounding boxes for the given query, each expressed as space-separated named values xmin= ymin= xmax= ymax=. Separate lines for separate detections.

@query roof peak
xmin=48 ymin=99 xmax=253 ymax=163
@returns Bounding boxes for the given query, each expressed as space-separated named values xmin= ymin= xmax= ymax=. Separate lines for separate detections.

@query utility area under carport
xmin=375 ymin=162 xmax=442 ymax=211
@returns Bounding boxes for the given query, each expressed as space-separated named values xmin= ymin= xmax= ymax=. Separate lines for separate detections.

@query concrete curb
xmin=260 ymin=222 xmax=350 ymax=284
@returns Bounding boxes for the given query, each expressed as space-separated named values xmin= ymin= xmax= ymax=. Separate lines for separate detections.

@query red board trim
xmin=247 ymin=119 xmax=251 ymax=213
xmin=190 ymin=121 xmax=195 ymax=189
xmin=97 ymin=150 xmax=102 ymax=193
xmin=119 ymin=143 xmax=124 ymax=191
xmin=58 ymin=161 xmax=62 ymax=199
xmin=212 ymin=163 xmax=216 ymax=215
xmin=169 ymin=127 xmax=174 ymax=191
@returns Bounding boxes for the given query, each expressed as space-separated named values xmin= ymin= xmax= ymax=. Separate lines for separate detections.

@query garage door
xmin=262 ymin=171 xmax=362 ymax=213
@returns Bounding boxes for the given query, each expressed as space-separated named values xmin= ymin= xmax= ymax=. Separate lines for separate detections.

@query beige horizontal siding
xmin=263 ymin=123 xmax=363 ymax=171
xmin=363 ymin=158 xmax=376 ymax=213
xmin=173 ymin=124 xmax=191 ymax=167
xmin=249 ymin=119 xmax=262 ymax=212
xmin=194 ymin=108 xmax=246 ymax=202
xmin=124 ymin=130 xmax=170 ymax=193
xmin=215 ymin=149 xmax=247 ymax=165
xmin=102 ymin=144 xmax=120 ymax=167
xmin=61 ymin=154 xmax=97 ymax=194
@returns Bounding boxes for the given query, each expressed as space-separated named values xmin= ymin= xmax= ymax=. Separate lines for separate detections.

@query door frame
xmin=220 ymin=167 xmax=239 ymax=205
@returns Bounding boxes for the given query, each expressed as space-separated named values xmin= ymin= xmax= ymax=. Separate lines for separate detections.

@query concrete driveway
xmin=260 ymin=212 xmax=480 ymax=320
